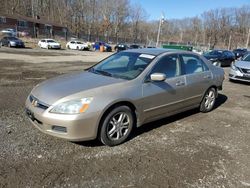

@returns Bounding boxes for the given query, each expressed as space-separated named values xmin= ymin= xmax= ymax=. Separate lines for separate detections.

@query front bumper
xmin=10 ymin=42 xmax=25 ymax=47
xmin=50 ymin=45 xmax=61 ymax=49
xmin=25 ymin=97 xmax=100 ymax=141
xmin=229 ymin=68 xmax=250 ymax=82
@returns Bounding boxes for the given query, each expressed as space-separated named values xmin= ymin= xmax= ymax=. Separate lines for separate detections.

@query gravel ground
xmin=0 ymin=47 xmax=250 ymax=188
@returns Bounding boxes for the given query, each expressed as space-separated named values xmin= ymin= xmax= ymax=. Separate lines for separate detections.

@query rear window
xmin=181 ymin=54 xmax=209 ymax=75
xmin=208 ymin=50 xmax=223 ymax=56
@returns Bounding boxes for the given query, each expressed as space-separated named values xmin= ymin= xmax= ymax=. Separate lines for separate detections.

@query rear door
xmin=179 ymin=53 xmax=213 ymax=106
xmin=142 ymin=54 xmax=187 ymax=122
xmin=71 ymin=41 xmax=76 ymax=49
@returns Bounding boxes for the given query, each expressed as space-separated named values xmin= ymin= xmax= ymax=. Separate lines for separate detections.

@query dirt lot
xmin=0 ymin=47 xmax=249 ymax=188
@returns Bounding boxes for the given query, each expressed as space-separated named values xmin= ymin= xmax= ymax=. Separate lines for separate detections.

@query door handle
xmin=176 ymin=81 xmax=185 ymax=86
xmin=204 ymin=75 xmax=211 ymax=79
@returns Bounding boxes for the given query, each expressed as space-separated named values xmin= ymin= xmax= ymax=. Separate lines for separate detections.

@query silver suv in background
xmin=25 ymin=49 xmax=224 ymax=146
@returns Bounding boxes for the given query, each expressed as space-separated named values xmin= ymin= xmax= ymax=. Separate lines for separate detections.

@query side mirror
xmin=150 ymin=73 xmax=166 ymax=81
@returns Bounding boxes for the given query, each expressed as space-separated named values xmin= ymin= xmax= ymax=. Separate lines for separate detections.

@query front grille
xmin=29 ymin=95 xmax=49 ymax=110
xmin=240 ymin=68 xmax=250 ymax=74
xmin=235 ymin=76 xmax=250 ymax=81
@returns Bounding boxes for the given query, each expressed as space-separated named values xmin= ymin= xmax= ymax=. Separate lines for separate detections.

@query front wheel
xmin=200 ymin=87 xmax=217 ymax=113
xmin=99 ymin=106 xmax=134 ymax=146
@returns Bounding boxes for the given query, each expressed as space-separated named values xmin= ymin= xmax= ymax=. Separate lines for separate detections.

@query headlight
xmin=50 ymin=97 xmax=93 ymax=114
xmin=231 ymin=63 xmax=237 ymax=71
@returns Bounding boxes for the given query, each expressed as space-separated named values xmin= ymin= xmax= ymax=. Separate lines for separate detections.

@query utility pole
xmin=156 ymin=14 xmax=164 ymax=48
xmin=228 ymin=34 xmax=232 ymax=50
xmin=246 ymin=28 xmax=250 ymax=49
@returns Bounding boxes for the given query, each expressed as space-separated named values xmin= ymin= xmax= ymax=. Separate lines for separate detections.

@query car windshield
xmin=47 ymin=40 xmax=56 ymax=43
xmin=242 ymin=54 xmax=250 ymax=62
xmin=9 ymin=37 xmax=18 ymax=40
xmin=207 ymin=50 xmax=223 ymax=56
xmin=89 ymin=52 xmax=155 ymax=80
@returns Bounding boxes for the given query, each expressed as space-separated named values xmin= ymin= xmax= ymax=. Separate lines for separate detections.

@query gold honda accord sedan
xmin=25 ymin=49 xmax=224 ymax=146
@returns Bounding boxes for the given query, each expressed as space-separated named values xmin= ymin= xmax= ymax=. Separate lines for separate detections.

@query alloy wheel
xmin=107 ymin=112 xmax=130 ymax=141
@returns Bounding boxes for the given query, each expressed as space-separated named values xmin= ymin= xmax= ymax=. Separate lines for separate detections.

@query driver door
xmin=141 ymin=54 xmax=187 ymax=122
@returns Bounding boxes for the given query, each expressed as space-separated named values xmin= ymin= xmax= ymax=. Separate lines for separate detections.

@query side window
xmin=0 ymin=17 xmax=6 ymax=23
xmin=181 ymin=54 xmax=208 ymax=75
xmin=41 ymin=40 xmax=45 ymax=42
xmin=151 ymin=54 xmax=180 ymax=78
xmin=70 ymin=41 xmax=75 ymax=44
xmin=17 ymin=20 xmax=28 ymax=28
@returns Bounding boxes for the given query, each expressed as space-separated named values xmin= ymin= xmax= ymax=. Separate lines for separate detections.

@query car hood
xmin=31 ymin=71 xmax=125 ymax=105
xmin=235 ymin=61 xmax=250 ymax=69
xmin=10 ymin=39 xmax=22 ymax=43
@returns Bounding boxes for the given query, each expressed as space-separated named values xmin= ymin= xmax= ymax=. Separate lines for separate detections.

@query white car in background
xmin=38 ymin=39 xmax=61 ymax=49
xmin=1 ymin=28 xmax=17 ymax=37
xmin=66 ymin=40 xmax=89 ymax=50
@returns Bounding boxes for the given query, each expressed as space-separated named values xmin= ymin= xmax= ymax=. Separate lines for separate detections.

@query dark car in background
xmin=203 ymin=50 xmax=235 ymax=67
xmin=93 ymin=42 xmax=112 ymax=52
xmin=130 ymin=44 xmax=141 ymax=49
xmin=114 ymin=43 xmax=129 ymax=52
xmin=0 ymin=37 xmax=25 ymax=48
xmin=233 ymin=48 xmax=248 ymax=59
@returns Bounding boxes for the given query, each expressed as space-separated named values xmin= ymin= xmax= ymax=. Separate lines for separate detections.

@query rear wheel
xmin=99 ymin=106 xmax=134 ymax=146
xmin=200 ymin=87 xmax=217 ymax=113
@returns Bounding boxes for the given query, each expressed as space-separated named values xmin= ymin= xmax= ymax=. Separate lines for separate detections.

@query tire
xmin=77 ymin=46 xmax=79 ymax=50
xmin=99 ymin=106 xmax=135 ymax=146
xmin=67 ymin=45 xmax=70 ymax=49
xmin=200 ymin=87 xmax=217 ymax=113
xmin=8 ymin=42 xmax=11 ymax=48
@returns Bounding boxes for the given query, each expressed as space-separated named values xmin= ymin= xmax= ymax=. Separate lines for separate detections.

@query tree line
xmin=1 ymin=0 xmax=250 ymax=49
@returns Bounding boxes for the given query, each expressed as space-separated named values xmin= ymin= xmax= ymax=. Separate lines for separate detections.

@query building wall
xmin=0 ymin=15 xmax=67 ymax=39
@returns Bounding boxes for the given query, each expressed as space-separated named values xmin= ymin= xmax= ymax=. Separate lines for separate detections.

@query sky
xmin=132 ymin=0 xmax=250 ymax=20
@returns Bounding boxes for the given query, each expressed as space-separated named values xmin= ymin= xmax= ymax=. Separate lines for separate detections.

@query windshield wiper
xmin=89 ymin=68 xmax=112 ymax=77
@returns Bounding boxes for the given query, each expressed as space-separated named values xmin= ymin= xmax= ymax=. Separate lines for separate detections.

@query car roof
xmin=124 ymin=48 xmax=181 ymax=56
xmin=41 ymin=39 xmax=54 ymax=40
